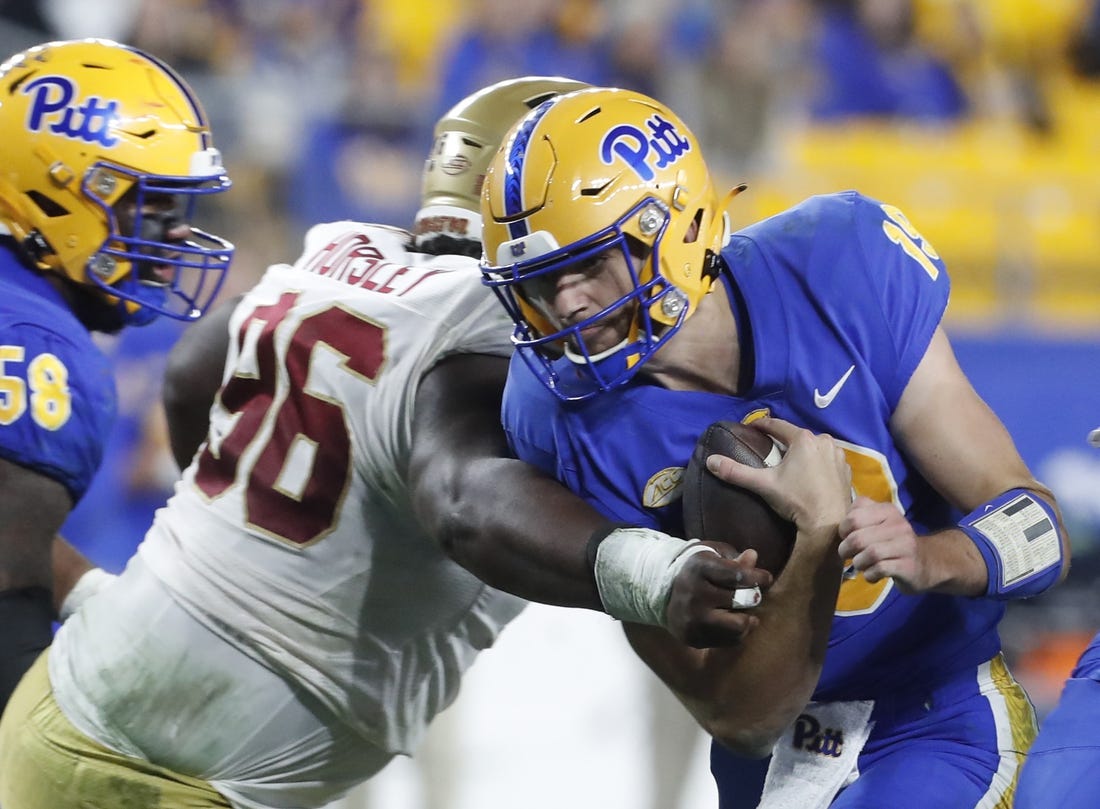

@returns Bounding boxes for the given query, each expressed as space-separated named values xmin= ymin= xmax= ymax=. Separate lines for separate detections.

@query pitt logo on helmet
xmin=600 ymin=114 xmax=691 ymax=183
xmin=23 ymin=76 xmax=121 ymax=148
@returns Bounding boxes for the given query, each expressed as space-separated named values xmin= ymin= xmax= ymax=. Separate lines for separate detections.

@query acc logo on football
xmin=22 ymin=76 xmax=121 ymax=148
xmin=643 ymin=466 xmax=683 ymax=509
xmin=600 ymin=115 xmax=691 ymax=183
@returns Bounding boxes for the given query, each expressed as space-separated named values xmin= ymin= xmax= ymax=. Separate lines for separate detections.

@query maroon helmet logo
xmin=442 ymin=155 xmax=471 ymax=175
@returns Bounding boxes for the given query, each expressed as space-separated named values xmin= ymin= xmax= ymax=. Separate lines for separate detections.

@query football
xmin=681 ymin=420 xmax=796 ymax=576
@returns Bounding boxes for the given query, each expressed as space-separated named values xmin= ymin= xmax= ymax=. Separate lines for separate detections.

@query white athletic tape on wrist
xmin=594 ymin=528 xmax=719 ymax=626
xmin=59 ymin=568 xmax=118 ymax=623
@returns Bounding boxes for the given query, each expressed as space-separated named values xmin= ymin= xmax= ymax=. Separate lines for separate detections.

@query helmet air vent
xmin=526 ymin=92 xmax=559 ymax=108
xmin=580 ymin=179 xmax=613 ymax=197
xmin=577 ymin=106 xmax=601 ymax=124
xmin=26 ymin=190 xmax=68 ymax=218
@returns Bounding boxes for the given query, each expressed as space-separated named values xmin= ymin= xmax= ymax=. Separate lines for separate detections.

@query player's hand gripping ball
xmin=682 ymin=420 xmax=796 ymax=576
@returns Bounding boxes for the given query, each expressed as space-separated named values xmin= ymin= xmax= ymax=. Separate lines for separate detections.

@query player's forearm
xmin=163 ymin=293 xmax=238 ymax=469
xmin=697 ymin=526 xmax=843 ymax=754
xmin=410 ymin=354 xmax=608 ymax=609
xmin=912 ymin=527 xmax=989 ymax=596
xmin=629 ymin=525 xmax=843 ymax=756
xmin=50 ymin=535 xmax=95 ymax=614
xmin=425 ymin=456 xmax=607 ymax=609
xmin=0 ymin=460 xmax=73 ymax=592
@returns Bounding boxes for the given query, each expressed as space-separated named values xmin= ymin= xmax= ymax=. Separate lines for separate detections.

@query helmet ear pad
xmin=0 ymin=38 xmax=234 ymax=324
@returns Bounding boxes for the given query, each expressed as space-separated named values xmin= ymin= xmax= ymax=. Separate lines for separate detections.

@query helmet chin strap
xmin=563 ymin=337 xmax=631 ymax=365
xmin=18 ymin=230 xmax=54 ymax=269
xmin=562 ymin=328 xmax=663 ymax=366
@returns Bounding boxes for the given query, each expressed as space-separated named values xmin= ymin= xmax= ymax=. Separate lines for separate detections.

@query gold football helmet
xmin=413 ymin=76 xmax=590 ymax=257
xmin=480 ymin=87 xmax=730 ymax=400
xmin=0 ymin=38 xmax=234 ymax=326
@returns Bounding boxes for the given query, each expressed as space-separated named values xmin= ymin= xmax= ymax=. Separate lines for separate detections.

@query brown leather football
xmin=682 ymin=420 xmax=796 ymax=575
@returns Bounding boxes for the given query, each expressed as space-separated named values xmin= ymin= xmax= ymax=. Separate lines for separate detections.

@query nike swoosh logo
xmin=814 ymin=365 xmax=855 ymax=408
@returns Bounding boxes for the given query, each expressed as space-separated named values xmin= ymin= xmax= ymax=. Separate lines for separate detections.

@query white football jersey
xmin=48 ymin=222 xmax=526 ymax=808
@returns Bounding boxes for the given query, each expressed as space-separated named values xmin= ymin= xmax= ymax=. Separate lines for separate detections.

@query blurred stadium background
xmin=4 ymin=0 xmax=1097 ymax=807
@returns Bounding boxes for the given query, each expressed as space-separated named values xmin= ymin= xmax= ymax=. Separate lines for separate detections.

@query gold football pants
xmin=0 ymin=650 xmax=231 ymax=809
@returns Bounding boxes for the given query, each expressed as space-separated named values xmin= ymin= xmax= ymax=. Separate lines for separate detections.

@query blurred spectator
xmin=41 ymin=0 xmax=140 ymax=41
xmin=431 ymin=0 xmax=559 ymax=119
xmin=661 ymin=0 xmax=815 ymax=181
xmin=285 ymin=29 xmax=426 ymax=233
xmin=0 ymin=0 xmax=54 ymax=56
xmin=0 ymin=0 xmax=140 ymax=51
xmin=431 ymin=0 xmax=669 ymax=120
xmin=289 ymin=114 xmax=422 ymax=234
xmin=915 ymin=0 xmax=1087 ymax=134
xmin=364 ymin=0 xmax=466 ymax=94
xmin=1068 ymin=0 xmax=1100 ymax=77
xmin=213 ymin=0 xmax=362 ymax=179
xmin=808 ymin=0 xmax=969 ymax=122
xmin=129 ymin=0 xmax=237 ymax=73
xmin=599 ymin=0 xmax=668 ymax=98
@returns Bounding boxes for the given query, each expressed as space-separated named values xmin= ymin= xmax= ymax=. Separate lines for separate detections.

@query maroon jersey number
xmin=194 ymin=291 xmax=386 ymax=545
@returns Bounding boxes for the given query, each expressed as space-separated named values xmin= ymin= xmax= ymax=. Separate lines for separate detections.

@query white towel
xmin=756 ymin=700 xmax=875 ymax=809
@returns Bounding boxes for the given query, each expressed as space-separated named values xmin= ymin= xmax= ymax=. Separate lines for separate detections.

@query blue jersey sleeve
xmin=849 ymin=193 xmax=949 ymax=405
xmin=735 ymin=191 xmax=950 ymax=410
xmin=828 ymin=192 xmax=949 ymax=407
xmin=0 ymin=321 xmax=116 ymax=502
xmin=501 ymin=352 xmax=563 ymax=477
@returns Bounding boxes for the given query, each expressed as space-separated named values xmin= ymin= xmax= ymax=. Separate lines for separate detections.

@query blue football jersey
xmin=502 ymin=191 xmax=1004 ymax=701
xmin=0 ymin=248 xmax=117 ymax=502
xmin=1016 ymin=631 xmax=1100 ymax=808
xmin=1068 ymin=631 xmax=1100 ymax=680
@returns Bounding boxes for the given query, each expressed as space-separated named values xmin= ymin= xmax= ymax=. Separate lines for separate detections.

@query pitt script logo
xmin=22 ymin=76 xmax=121 ymax=147
xmin=600 ymin=114 xmax=690 ymax=182
xmin=792 ymin=712 xmax=845 ymax=758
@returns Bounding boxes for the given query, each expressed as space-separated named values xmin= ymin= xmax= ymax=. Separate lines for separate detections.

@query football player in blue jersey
xmin=0 ymin=38 xmax=233 ymax=711
xmin=478 ymin=86 xmax=1069 ymax=808
xmin=1014 ymin=426 xmax=1100 ymax=808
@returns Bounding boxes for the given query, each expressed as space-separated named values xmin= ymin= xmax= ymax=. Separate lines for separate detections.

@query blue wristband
xmin=957 ymin=489 xmax=1064 ymax=600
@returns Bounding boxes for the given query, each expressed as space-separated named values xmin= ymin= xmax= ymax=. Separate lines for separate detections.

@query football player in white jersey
xmin=0 ymin=77 xmax=772 ymax=809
